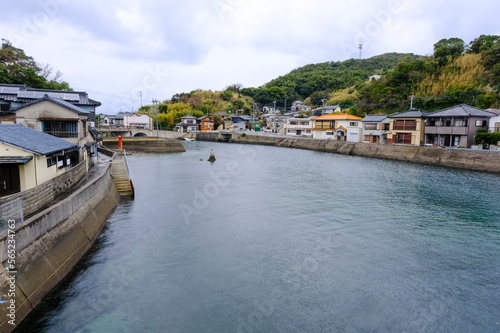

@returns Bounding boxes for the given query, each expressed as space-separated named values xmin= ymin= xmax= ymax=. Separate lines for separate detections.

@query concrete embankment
xmin=196 ymin=132 xmax=500 ymax=174
xmin=103 ymin=138 xmax=186 ymax=154
xmin=0 ymin=162 xmax=120 ymax=332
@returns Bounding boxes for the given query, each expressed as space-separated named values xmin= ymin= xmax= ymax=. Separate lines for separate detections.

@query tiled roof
xmin=0 ymin=124 xmax=77 ymax=155
xmin=362 ymin=114 xmax=389 ymax=122
xmin=13 ymin=96 xmax=89 ymax=114
xmin=389 ymin=109 xmax=427 ymax=118
xmin=426 ymin=104 xmax=495 ymax=118
xmin=312 ymin=114 xmax=363 ymax=120
xmin=0 ymin=84 xmax=101 ymax=106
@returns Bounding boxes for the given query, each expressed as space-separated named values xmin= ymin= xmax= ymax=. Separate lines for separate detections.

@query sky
xmin=1 ymin=0 xmax=499 ymax=114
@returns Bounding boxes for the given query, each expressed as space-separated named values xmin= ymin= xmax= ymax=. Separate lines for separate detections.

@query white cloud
xmin=2 ymin=0 xmax=499 ymax=113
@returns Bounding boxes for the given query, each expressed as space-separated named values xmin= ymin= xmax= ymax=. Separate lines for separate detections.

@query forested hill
xmin=241 ymin=35 xmax=500 ymax=114
xmin=240 ymin=53 xmax=420 ymax=107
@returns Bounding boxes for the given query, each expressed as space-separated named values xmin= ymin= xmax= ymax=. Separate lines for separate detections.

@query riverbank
xmin=0 ymin=161 xmax=120 ymax=332
xmin=196 ymin=132 xmax=500 ymax=174
xmin=102 ymin=137 xmax=186 ymax=154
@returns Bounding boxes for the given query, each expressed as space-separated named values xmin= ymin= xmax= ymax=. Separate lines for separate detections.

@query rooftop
xmin=362 ymin=114 xmax=389 ymax=122
xmin=13 ymin=96 xmax=89 ymax=115
xmin=0 ymin=124 xmax=78 ymax=155
xmin=0 ymin=84 xmax=101 ymax=106
xmin=425 ymin=104 xmax=496 ymax=118
xmin=389 ymin=109 xmax=427 ymax=118
xmin=312 ymin=114 xmax=363 ymax=121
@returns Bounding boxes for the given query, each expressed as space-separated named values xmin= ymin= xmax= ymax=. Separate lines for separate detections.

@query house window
xmin=442 ymin=118 xmax=452 ymax=127
xmin=475 ymin=120 xmax=487 ymax=127
xmin=382 ymin=123 xmax=390 ymax=130
xmin=454 ymin=118 xmax=467 ymax=127
xmin=395 ymin=133 xmax=412 ymax=144
xmin=349 ymin=122 xmax=358 ymax=126
xmin=364 ymin=123 xmax=377 ymax=130
xmin=301 ymin=121 xmax=309 ymax=126
xmin=326 ymin=131 xmax=333 ymax=135
xmin=452 ymin=135 xmax=461 ymax=146
xmin=47 ymin=157 xmax=57 ymax=168
xmin=43 ymin=120 xmax=78 ymax=138
xmin=289 ymin=121 xmax=297 ymax=125
xmin=429 ymin=119 xmax=437 ymax=126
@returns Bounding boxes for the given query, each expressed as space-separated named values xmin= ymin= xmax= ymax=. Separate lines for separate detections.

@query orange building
xmin=198 ymin=116 xmax=214 ymax=133
xmin=311 ymin=114 xmax=363 ymax=141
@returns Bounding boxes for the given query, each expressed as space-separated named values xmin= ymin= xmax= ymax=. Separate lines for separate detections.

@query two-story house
xmin=175 ymin=115 xmax=200 ymax=132
xmin=387 ymin=110 xmax=427 ymax=145
xmin=312 ymin=114 xmax=363 ymax=141
xmin=424 ymin=104 xmax=495 ymax=148
xmin=198 ymin=116 xmax=214 ymax=132
xmin=0 ymin=84 xmax=101 ymax=126
xmin=361 ymin=114 xmax=390 ymax=144
xmin=12 ymin=96 xmax=93 ymax=162
xmin=125 ymin=113 xmax=152 ymax=129
xmin=285 ymin=117 xmax=313 ymax=137
xmin=486 ymin=109 xmax=500 ymax=133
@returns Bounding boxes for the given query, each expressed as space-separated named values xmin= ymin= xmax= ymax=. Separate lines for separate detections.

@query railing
xmin=393 ymin=125 xmax=416 ymax=131
xmin=43 ymin=130 xmax=78 ymax=138
xmin=0 ymin=198 xmax=23 ymax=234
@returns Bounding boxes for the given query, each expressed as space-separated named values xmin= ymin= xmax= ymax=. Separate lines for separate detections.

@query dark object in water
xmin=208 ymin=149 xmax=216 ymax=162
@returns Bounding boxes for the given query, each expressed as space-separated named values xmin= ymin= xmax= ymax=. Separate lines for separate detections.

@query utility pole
xmin=410 ymin=95 xmax=415 ymax=109
xmin=359 ymin=44 xmax=363 ymax=60
xmin=152 ymin=98 xmax=159 ymax=137
xmin=139 ymin=91 xmax=143 ymax=107
xmin=322 ymin=98 xmax=326 ymax=115
xmin=273 ymin=101 xmax=277 ymax=133
xmin=284 ymin=99 xmax=287 ymax=114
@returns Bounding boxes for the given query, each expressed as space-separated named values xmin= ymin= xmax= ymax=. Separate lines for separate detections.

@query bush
xmin=475 ymin=131 xmax=500 ymax=145
xmin=241 ymin=133 xmax=246 ymax=137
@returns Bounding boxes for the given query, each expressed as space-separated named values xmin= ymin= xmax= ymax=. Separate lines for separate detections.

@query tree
xmin=433 ymin=38 xmax=465 ymax=65
xmin=0 ymin=39 xmax=71 ymax=90
xmin=466 ymin=35 xmax=499 ymax=54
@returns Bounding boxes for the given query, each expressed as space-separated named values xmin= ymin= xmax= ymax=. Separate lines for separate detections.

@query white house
xmin=311 ymin=114 xmax=363 ymax=141
xmin=174 ymin=115 xmax=200 ymax=132
xmin=125 ymin=113 xmax=152 ymax=129
xmin=285 ymin=117 xmax=313 ymax=137
xmin=486 ymin=109 xmax=500 ymax=133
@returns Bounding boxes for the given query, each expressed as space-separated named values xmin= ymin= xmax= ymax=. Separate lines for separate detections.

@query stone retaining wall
xmin=196 ymin=133 xmax=500 ymax=174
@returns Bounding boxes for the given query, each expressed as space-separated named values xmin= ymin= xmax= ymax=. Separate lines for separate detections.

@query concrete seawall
xmin=103 ymin=138 xmax=186 ymax=154
xmin=0 ymin=163 xmax=120 ymax=332
xmin=196 ymin=133 xmax=500 ymax=174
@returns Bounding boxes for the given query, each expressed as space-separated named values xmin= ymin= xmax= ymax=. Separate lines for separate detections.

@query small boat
xmin=184 ymin=138 xmax=195 ymax=141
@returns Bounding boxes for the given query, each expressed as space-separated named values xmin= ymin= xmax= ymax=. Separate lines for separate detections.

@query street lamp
xmin=152 ymin=98 xmax=159 ymax=137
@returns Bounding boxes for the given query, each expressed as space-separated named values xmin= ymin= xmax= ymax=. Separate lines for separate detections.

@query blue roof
xmin=13 ymin=96 xmax=89 ymax=114
xmin=0 ymin=124 xmax=77 ymax=155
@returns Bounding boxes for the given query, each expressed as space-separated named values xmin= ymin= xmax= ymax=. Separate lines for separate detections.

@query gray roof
xmin=0 ymin=84 xmax=101 ymax=106
xmin=425 ymin=104 xmax=495 ymax=118
xmin=180 ymin=115 xmax=197 ymax=119
xmin=362 ymin=114 xmax=389 ymax=122
xmin=13 ymin=96 xmax=89 ymax=115
xmin=0 ymin=156 xmax=33 ymax=165
xmin=0 ymin=124 xmax=77 ymax=155
xmin=486 ymin=108 xmax=500 ymax=116
xmin=389 ymin=109 xmax=427 ymax=118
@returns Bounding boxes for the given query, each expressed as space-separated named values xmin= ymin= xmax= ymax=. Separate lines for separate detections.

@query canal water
xmin=16 ymin=141 xmax=500 ymax=332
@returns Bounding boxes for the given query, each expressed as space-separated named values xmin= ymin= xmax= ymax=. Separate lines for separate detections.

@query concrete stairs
xmin=111 ymin=156 xmax=134 ymax=196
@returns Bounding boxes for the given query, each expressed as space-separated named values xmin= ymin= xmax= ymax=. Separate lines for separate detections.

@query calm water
xmin=17 ymin=142 xmax=500 ymax=332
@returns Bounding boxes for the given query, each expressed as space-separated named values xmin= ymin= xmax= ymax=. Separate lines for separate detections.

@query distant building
xmin=361 ymin=114 xmax=390 ymax=144
xmin=125 ymin=113 xmax=152 ymax=129
xmin=387 ymin=110 xmax=427 ymax=145
xmin=174 ymin=115 xmax=200 ymax=132
xmin=0 ymin=124 xmax=79 ymax=196
xmin=311 ymin=114 xmax=363 ymax=141
xmin=424 ymin=104 xmax=495 ymax=148
xmin=285 ymin=117 xmax=313 ymax=137
xmin=311 ymin=105 xmax=341 ymax=117
xmin=198 ymin=115 xmax=214 ymax=132
xmin=486 ymin=109 xmax=500 ymax=133
xmin=290 ymin=101 xmax=310 ymax=112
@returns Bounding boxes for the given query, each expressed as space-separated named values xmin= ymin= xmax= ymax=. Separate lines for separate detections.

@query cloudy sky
xmin=1 ymin=0 xmax=498 ymax=113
